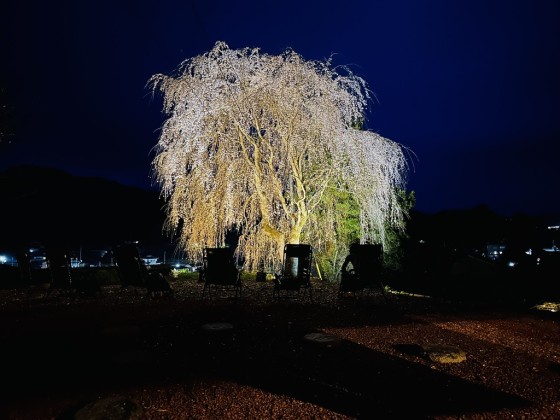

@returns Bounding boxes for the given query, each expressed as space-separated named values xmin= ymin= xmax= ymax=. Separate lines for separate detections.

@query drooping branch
xmin=149 ymin=41 xmax=409 ymax=271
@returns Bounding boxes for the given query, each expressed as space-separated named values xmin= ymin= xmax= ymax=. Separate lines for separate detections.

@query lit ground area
xmin=0 ymin=279 xmax=559 ymax=419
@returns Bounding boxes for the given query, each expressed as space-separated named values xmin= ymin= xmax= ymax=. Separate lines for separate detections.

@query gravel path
xmin=1 ymin=279 xmax=559 ymax=419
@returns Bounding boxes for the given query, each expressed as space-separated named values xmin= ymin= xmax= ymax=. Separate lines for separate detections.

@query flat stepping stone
xmin=422 ymin=344 xmax=466 ymax=363
xmin=74 ymin=396 xmax=144 ymax=420
xmin=202 ymin=322 xmax=234 ymax=332
xmin=303 ymin=332 xmax=341 ymax=345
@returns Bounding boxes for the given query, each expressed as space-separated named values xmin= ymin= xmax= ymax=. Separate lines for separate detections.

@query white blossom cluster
xmin=149 ymin=41 xmax=408 ymax=270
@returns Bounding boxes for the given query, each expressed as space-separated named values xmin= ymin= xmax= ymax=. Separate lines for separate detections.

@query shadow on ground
xmin=0 ymin=295 xmax=530 ymax=419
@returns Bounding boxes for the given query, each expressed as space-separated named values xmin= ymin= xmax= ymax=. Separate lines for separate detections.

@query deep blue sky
xmin=1 ymin=0 xmax=559 ymax=216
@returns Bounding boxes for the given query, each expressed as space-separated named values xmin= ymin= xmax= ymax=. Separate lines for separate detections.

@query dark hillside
xmin=406 ymin=205 xmax=555 ymax=252
xmin=0 ymin=166 xmax=170 ymax=250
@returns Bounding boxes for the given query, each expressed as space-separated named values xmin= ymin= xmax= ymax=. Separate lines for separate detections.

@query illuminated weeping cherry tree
xmin=149 ymin=41 xmax=408 ymax=271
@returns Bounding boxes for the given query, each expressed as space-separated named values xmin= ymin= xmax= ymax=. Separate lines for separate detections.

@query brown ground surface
xmin=1 ymin=279 xmax=559 ymax=419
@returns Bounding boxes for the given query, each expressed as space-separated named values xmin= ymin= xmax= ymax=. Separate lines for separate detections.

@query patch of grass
xmin=72 ymin=267 xmax=120 ymax=287
xmin=170 ymin=270 xmax=200 ymax=282
xmin=533 ymin=302 xmax=560 ymax=313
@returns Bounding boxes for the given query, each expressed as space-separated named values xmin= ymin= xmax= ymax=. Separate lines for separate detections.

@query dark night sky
xmin=1 ymin=0 xmax=559 ymax=217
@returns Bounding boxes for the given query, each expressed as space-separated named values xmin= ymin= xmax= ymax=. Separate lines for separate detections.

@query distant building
xmin=486 ymin=244 xmax=506 ymax=261
xmin=545 ymin=225 xmax=559 ymax=253
xmin=0 ymin=253 xmax=17 ymax=266
xmin=141 ymin=255 xmax=159 ymax=266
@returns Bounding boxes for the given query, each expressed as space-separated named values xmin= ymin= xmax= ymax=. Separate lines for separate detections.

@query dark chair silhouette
xmin=16 ymin=251 xmax=32 ymax=285
xmin=339 ymin=243 xmax=385 ymax=299
xmin=273 ymin=244 xmax=313 ymax=301
xmin=113 ymin=244 xmax=173 ymax=299
xmin=46 ymin=247 xmax=74 ymax=296
xmin=201 ymin=247 xmax=241 ymax=298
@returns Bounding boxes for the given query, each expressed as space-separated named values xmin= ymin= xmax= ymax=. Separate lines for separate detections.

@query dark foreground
xmin=1 ymin=280 xmax=559 ymax=419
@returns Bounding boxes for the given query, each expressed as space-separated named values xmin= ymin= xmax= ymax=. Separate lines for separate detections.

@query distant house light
xmin=142 ymin=255 xmax=158 ymax=265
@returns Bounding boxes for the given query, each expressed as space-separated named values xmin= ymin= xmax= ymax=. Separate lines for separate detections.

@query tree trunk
xmin=287 ymin=230 xmax=301 ymax=245
xmin=285 ymin=225 xmax=304 ymax=277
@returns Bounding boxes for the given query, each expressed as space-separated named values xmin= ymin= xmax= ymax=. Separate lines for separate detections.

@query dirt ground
xmin=1 ymin=279 xmax=559 ymax=419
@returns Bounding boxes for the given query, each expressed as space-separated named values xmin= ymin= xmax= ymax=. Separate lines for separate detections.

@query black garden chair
xmin=273 ymin=244 xmax=313 ymax=301
xmin=113 ymin=243 xmax=173 ymax=299
xmin=200 ymin=247 xmax=242 ymax=298
xmin=45 ymin=247 xmax=74 ymax=296
xmin=338 ymin=243 xmax=386 ymax=299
